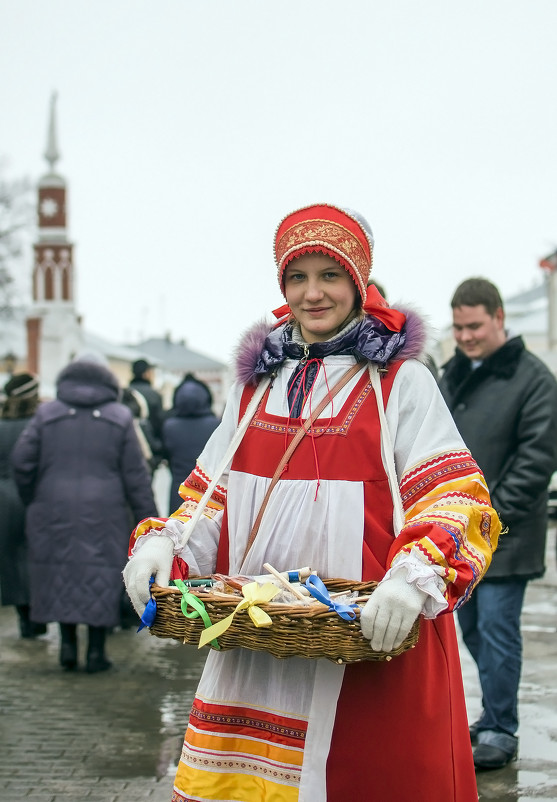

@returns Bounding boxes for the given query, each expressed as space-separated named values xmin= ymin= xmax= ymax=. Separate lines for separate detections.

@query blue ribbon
xmin=304 ymin=574 xmax=358 ymax=621
xmin=137 ymin=575 xmax=157 ymax=632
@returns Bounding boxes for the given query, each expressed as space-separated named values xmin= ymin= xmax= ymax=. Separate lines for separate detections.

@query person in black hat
xmin=0 ymin=373 xmax=46 ymax=638
xmin=129 ymin=359 xmax=165 ymax=442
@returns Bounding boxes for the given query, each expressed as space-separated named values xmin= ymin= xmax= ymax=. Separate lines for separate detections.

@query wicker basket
xmin=149 ymin=578 xmax=420 ymax=664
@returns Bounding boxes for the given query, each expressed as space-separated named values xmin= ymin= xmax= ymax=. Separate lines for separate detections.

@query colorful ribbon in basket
xmin=137 ymin=576 xmax=157 ymax=632
xmin=197 ymin=581 xmax=281 ymax=649
xmin=173 ymin=579 xmax=221 ymax=650
xmin=304 ymin=574 xmax=359 ymax=621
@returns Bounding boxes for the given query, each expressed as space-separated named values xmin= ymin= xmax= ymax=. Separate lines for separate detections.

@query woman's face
xmin=284 ymin=253 xmax=358 ymax=343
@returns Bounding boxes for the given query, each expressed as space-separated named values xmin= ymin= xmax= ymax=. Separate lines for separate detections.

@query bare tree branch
xmin=0 ymin=162 xmax=34 ymax=320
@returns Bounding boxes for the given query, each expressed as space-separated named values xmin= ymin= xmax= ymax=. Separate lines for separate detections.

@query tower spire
xmin=44 ymin=92 xmax=60 ymax=172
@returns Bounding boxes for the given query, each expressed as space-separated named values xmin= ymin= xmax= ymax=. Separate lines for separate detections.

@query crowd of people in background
xmin=0 ymin=354 xmax=220 ymax=671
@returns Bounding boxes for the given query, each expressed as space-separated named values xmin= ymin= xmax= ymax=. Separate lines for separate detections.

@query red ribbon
xmin=362 ymin=284 xmax=406 ymax=332
xmin=272 ymin=303 xmax=291 ymax=320
xmin=170 ymin=555 xmax=189 ymax=581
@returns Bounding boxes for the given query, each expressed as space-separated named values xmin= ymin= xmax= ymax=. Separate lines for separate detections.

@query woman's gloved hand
xmin=123 ymin=535 xmax=174 ymax=616
xmin=360 ymin=571 xmax=428 ymax=652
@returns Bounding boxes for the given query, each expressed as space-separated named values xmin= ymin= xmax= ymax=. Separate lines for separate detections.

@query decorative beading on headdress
xmin=273 ymin=203 xmax=406 ymax=332
xmin=274 ymin=203 xmax=373 ymax=301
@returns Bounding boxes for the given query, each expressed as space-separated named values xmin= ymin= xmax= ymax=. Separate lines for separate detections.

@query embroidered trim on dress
xmin=250 ymin=376 xmax=373 ymax=437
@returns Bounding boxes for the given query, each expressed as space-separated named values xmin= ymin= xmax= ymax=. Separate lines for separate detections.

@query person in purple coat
xmin=11 ymin=356 xmax=158 ymax=673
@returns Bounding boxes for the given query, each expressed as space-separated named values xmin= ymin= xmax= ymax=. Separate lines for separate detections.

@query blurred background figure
xmin=129 ymin=359 xmax=164 ymax=442
xmin=162 ymin=373 xmax=219 ymax=513
xmin=119 ymin=385 xmax=163 ymax=629
xmin=439 ymin=277 xmax=557 ymax=769
xmin=121 ymin=387 xmax=163 ymax=476
xmin=0 ymin=373 xmax=46 ymax=638
xmin=11 ymin=356 xmax=158 ymax=673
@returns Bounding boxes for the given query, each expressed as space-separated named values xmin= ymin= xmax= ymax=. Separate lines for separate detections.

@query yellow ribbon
xmin=198 ymin=581 xmax=280 ymax=649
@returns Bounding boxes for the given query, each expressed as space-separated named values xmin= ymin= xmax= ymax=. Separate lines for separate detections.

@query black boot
xmin=86 ymin=626 xmax=112 ymax=673
xmin=16 ymin=605 xmax=47 ymax=638
xmin=59 ymin=623 xmax=78 ymax=670
xmin=17 ymin=605 xmax=33 ymax=638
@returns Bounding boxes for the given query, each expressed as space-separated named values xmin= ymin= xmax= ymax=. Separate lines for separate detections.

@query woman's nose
xmin=304 ymin=280 xmax=324 ymax=301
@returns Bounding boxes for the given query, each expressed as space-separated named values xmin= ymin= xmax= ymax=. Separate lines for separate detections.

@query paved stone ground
xmin=0 ymin=613 xmax=207 ymax=801
xmin=1 ymin=527 xmax=556 ymax=801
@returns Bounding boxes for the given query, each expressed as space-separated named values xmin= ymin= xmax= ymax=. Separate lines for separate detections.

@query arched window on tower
xmin=44 ymin=266 xmax=54 ymax=300
xmin=61 ymin=266 xmax=70 ymax=300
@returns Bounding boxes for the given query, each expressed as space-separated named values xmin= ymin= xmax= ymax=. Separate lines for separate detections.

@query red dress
xmin=132 ymin=357 xmax=498 ymax=801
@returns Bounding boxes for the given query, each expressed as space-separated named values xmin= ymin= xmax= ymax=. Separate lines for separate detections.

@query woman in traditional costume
xmin=124 ymin=204 xmax=500 ymax=802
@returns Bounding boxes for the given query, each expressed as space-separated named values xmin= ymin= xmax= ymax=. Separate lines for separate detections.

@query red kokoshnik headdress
xmin=273 ymin=203 xmax=406 ymax=332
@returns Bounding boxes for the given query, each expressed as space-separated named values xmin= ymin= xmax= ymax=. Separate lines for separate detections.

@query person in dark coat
xmin=162 ymin=374 xmax=219 ymax=513
xmin=11 ymin=357 xmax=159 ymax=673
xmin=0 ymin=373 xmax=46 ymax=638
xmin=439 ymin=277 xmax=557 ymax=769
xmin=121 ymin=387 xmax=163 ymax=475
xmin=129 ymin=358 xmax=165 ymax=440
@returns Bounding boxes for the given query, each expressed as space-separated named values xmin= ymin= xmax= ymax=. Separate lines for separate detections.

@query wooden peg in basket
xmin=263 ymin=563 xmax=309 ymax=601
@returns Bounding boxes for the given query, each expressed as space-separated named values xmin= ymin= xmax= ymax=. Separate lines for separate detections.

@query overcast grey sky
xmin=2 ymin=0 xmax=556 ymax=362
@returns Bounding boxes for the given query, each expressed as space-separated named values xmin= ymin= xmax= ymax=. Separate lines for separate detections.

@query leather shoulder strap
xmin=242 ymin=360 xmax=364 ymax=563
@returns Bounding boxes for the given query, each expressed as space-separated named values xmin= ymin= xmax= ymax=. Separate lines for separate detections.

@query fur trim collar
xmin=234 ymin=308 xmax=429 ymax=386
xmin=442 ymin=335 xmax=525 ymax=395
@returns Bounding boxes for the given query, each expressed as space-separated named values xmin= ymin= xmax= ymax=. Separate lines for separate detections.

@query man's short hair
xmin=451 ymin=278 xmax=504 ymax=315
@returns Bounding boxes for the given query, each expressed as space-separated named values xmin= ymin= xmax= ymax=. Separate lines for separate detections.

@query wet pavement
xmin=460 ymin=524 xmax=557 ymax=801
xmin=1 ymin=527 xmax=556 ymax=801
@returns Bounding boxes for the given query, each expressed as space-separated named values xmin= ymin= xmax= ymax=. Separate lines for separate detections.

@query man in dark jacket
xmin=439 ymin=277 xmax=557 ymax=770
xmin=129 ymin=359 xmax=164 ymax=440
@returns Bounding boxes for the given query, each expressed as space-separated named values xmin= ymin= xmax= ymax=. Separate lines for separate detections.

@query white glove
xmin=123 ymin=536 xmax=174 ymax=617
xmin=360 ymin=571 xmax=428 ymax=652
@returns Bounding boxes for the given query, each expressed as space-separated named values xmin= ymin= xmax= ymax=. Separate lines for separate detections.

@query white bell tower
xmin=26 ymin=93 xmax=84 ymax=394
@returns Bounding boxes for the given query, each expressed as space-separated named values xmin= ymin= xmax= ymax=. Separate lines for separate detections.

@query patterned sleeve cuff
xmin=385 ymin=552 xmax=448 ymax=619
xmin=130 ymin=518 xmax=194 ymax=557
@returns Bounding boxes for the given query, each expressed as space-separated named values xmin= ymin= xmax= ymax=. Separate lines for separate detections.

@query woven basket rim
xmin=151 ymin=577 xmax=377 ymax=617
xmin=147 ymin=576 xmax=420 ymax=663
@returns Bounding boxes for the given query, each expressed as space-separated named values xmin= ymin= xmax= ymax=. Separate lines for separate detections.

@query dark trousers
xmin=458 ymin=578 xmax=527 ymax=737
xmin=59 ymin=623 xmax=107 ymax=657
